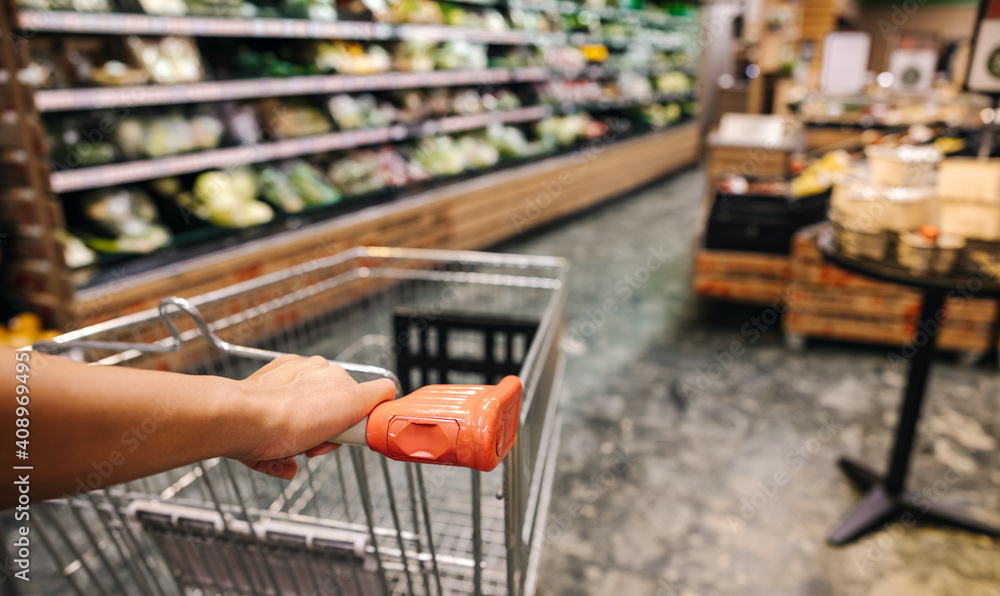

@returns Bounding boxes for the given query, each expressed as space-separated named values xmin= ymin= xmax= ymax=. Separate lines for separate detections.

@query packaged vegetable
xmin=258 ymin=167 xmax=306 ymax=213
xmin=54 ymin=229 xmax=97 ymax=268
xmin=86 ymin=224 xmax=172 ymax=254
xmin=81 ymin=187 xmax=172 ymax=254
xmin=260 ymin=100 xmax=331 ymax=139
xmin=185 ymin=169 xmax=273 ymax=228
xmin=328 ymin=154 xmax=386 ymax=196
xmin=458 ymin=135 xmax=499 ymax=169
xmin=390 ymin=0 xmax=443 ymax=24
xmin=414 ymin=136 xmax=467 ymax=176
xmin=127 ymin=36 xmax=204 ymax=84
xmin=83 ymin=187 xmax=160 ymax=238
xmin=287 ymin=161 xmax=341 ymax=206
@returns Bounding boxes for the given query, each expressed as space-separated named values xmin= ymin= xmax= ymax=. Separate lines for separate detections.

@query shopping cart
xmin=12 ymin=246 xmax=568 ymax=596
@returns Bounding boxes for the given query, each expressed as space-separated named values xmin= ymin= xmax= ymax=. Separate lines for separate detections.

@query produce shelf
xmin=444 ymin=0 xmax=500 ymax=5
xmin=49 ymin=105 xmax=552 ymax=193
xmin=69 ymin=124 xmax=701 ymax=323
xmin=551 ymin=91 xmax=696 ymax=113
xmin=18 ymin=10 xmax=394 ymax=39
xmin=567 ymin=31 xmax=686 ymax=49
xmin=34 ymin=67 xmax=551 ymax=111
xmin=551 ymin=64 xmax=698 ymax=80
xmin=509 ymin=0 xmax=698 ymax=28
xmin=2 ymin=0 xmax=701 ymax=328
xmin=394 ymin=23 xmax=556 ymax=44
xmin=17 ymin=10 xmax=561 ymax=44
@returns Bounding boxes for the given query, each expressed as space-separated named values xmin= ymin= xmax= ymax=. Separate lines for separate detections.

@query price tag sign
xmin=716 ymin=113 xmax=785 ymax=148
xmin=966 ymin=0 xmax=1000 ymax=94
xmin=820 ymin=31 xmax=871 ymax=96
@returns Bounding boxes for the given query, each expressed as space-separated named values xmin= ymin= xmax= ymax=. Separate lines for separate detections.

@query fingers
xmin=305 ymin=442 xmax=341 ymax=458
xmin=266 ymin=353 xmax=302 ymax=370
xmin=240 ymin=457 xmax=298 ymax=480
xmin=305 ymin=355 xmax=332 ymax=368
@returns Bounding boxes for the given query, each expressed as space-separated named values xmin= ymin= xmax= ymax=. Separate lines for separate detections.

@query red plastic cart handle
xmin=364 ymin=376 xmax=522 ymax=472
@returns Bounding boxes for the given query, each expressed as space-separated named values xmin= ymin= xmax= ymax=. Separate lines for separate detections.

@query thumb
xmin=356 ymin=378 xmax=396 ymax=410
xmin=344 ymin=378 xmax=395 ymax=424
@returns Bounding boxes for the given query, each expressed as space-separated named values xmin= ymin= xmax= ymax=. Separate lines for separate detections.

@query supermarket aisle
xmin=499 ymin=167 xmax=1000 ymax=596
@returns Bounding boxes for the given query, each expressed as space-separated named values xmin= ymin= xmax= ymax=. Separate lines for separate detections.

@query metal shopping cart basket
xmin=12 ymin=247 xmax=568 ymax=596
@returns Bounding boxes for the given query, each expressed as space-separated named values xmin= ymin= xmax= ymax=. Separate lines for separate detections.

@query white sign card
xmin=889 ymin=48 xmax=938 ymax=91
xmin=716 ymin=113 xmax=786 ymax=147
xmin=967 ymin=0 xmax=1000 ymax=95
xmin=820 ymin=32 xmax=872 ymax=96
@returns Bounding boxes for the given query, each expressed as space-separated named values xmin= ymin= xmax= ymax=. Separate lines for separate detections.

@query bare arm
xmin=1 ymin=348 xmax=394 ymax=508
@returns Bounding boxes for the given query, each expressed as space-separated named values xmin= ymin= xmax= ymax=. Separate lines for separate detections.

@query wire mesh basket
xmin=8 ymin=247 xmax=568 ymax=596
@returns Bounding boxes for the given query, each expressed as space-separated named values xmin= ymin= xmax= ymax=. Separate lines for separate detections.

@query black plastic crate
xmin=394 ymin=309 xmax=539 ymax=394
xmin=705 ymin=187 xmax=831 ymax=254
xmin=705 ymin=191 xmax=797 ymax=254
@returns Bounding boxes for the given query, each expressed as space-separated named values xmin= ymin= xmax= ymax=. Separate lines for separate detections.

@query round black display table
xmin=817 ymin=226 xmax=1000 ymax=546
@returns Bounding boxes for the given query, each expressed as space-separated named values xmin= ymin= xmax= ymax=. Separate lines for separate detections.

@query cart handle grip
xmin=331 ymin=376 xmax=522 ymax=472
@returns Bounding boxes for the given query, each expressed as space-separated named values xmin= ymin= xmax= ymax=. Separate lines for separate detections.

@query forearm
xmin=2 ymin=348 xmax=259 ymax=506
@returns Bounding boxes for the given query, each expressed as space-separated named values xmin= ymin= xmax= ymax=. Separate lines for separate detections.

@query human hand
xmin=232 ymin=354 xmax=395 ymax=479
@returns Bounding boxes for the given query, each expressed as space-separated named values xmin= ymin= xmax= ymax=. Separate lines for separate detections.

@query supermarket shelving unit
xmin=0 ymin=0 xmax=703 ymax=327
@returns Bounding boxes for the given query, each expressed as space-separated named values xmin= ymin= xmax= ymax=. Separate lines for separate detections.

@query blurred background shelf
xmin=0 ymin=0 xmax=702 ymax=327
xmin=18 ymin=10 xmax=396 ymax=39
xmin=67 ymin=124 xmax=700 ymax=322
xmin=18 ymin=10 xmax=569 ymax=44
xmin=50 ymin=106 xmax=552 ymax=193
xmin=34 ymin=67 xmax=551 ymax=111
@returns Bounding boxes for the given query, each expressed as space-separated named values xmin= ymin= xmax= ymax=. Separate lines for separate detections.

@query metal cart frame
xmin=9 ymin=246 xmax=569 ymax=596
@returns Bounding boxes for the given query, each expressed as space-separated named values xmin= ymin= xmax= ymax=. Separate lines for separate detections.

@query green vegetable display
xmin=655 ymin=71 xmax=692 ymax=93
xmin=54 ymin=230 xmax=96 ymax=268
xmin=85 ymin=225 xmax=172 ymax=254
xmin=328 ymin=155 xmax=386 ymax=196
xmin=115 ymin=113 xmax=224 ymax=159
xmin=414 ymin=136 xmax=467 ymax=176
xmin=80 ymin=188 xmax=172 ymax=254
xmin=258 ymin=167 xmax=307 ymax=213
xmin=487 ymin=123 xmax=541 ymax=157
xmin=183 ymin=169 xmax=274 ymax=228
xmin=287 ymin=161 xmax=341 ymax=207
xmin=458 ymin=135 xmax=500 ymax=169
xmin=637 ymin=102 xmax=683 ymax=129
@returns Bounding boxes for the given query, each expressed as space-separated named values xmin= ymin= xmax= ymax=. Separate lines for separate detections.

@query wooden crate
xmin=802 ymin=125 xmax=866 ymax=153
xmin=692 ymin=250 xmax=791 ymax=306
xmin=693 ymin=139 xmax=793 ymax=308
xmin=786 ymin=226 xmax=999 ymax=353
xmin=706 ymin=142 xmax=790 ymax=184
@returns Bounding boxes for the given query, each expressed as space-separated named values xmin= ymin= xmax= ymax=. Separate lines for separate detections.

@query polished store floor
xmin=500 ymin=167 xmax=1000 ymax=596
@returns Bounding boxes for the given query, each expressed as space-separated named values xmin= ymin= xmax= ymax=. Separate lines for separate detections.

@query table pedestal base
xmin=828 ymin=457 xmax=1000 ymax=546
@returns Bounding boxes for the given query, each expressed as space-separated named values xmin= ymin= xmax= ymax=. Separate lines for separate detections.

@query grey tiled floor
xmin=498 ymin=167 xmax=1000 ymax=596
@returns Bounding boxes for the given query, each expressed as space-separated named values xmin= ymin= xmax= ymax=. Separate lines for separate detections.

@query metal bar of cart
xmin=16 ymin=246 xmax=568 ymax=596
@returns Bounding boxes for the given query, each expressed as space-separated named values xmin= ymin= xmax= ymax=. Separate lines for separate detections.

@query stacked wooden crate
xmin=785 ymin=226 xmax=999 ymax=353
xmin=692 ymin=135 xmax=793 ymax=306
xmin=693 ymin=251 xmax=791 ymax=306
